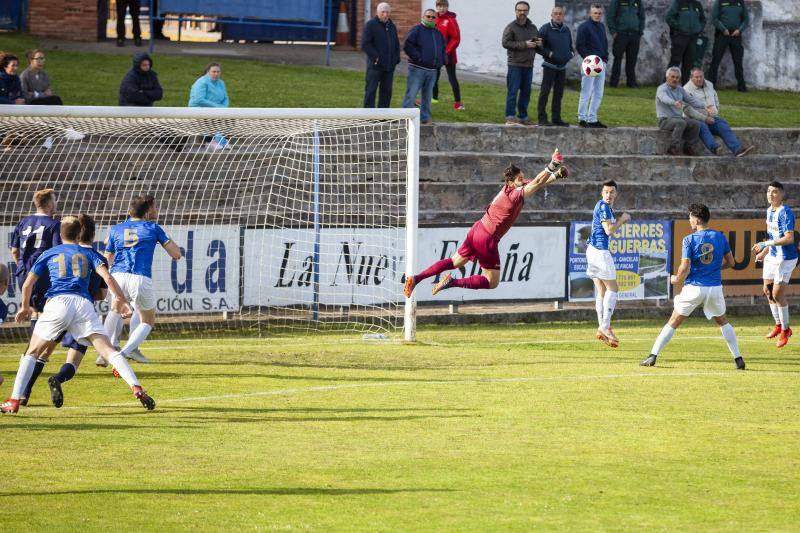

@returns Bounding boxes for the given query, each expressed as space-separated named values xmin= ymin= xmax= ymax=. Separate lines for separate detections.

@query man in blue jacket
xmin=576 ymin=4 xmax=609 ymax=128
xmin=401 ymin=9 xmax=446 ymax=125
xmin=537 ymin=6 xmax=574 ymax=126
xmin=361 ymin=2 xmax=401 ymax=108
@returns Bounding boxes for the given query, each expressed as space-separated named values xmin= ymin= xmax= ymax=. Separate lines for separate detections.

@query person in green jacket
xmin=666 ymin=0 xmax=706 ymax=84
xmin=607 ymin=0 xmax=645 ymax=88
xmin=708 ymin=0 xmax=749 ymax=92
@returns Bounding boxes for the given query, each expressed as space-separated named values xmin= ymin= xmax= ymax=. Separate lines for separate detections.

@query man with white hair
xmin=655 ymin=66 xmax=703 ymax=156
xmin=361 ymin=2 xmax=401 ymax=108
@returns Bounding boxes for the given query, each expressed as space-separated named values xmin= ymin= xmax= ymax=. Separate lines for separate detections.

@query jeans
xmin=698 ymin=116 xmax=742 ymax=154
xmin=610 ymin=32 xmax=641 ymax=86
xmin=402 ymin=65 xmax=437 ymax=122
xmin=537 ymin=66 xmax=565 ymax=122
xmin=578 ymin=66 xmax=605 ymax=122
xmin=505 ymin=65 xmax=533 ymax=119
xmin=364 ymin=66 xmax=395 ymax=108
xmin=708 ymin=31 xmax=745 ymax=89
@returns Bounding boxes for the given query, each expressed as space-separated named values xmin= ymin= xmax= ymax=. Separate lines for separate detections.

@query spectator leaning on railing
xmin=20 ymin=49 xmax=63 ymax=105
xmin=656 ymin=66 xmax=703 ymax=156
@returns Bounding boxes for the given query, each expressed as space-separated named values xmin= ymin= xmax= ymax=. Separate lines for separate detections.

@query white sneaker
xmin=41 ymin=136 xmax=54 ymax=150
xmin=63 ymin=128 xmax=85 ymax=141
xmin=125 ymin=348 xmax=150 ymax=364
xmin=95 ymin=355 xmax=108 ymax=367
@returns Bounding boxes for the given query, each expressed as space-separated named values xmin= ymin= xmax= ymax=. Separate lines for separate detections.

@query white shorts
xmin=586 ymin=244 xmax=616 ymax=281
xmin=111 ymin=272 xmax=156 ymax=311
xmin=674 ymin=285 xmax=726 ymax=320
xmin=33 ymin=294 xmax=106 ymax=346
xmin=762 ymin=256 xmax=797 ymax=285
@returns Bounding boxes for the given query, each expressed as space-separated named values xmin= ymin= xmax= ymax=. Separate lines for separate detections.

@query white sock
xmin=121 ymin=324 xmax=153 ymax=356
xmin=105 ymin=311 xmax=124 ymax=347
xmin=602 ymin=291 xmax=618 ymax=330
xmin=651 ymin=324 xmax=676 ymax=356
xmin=108 ymin=352 xmax=140 ymax=388
xmin=129 ymin=310 xmax=141 ymax=334
xmin=11 ymin=355 xmax=38 ymax=400
xmin=720 ymin=323 xmax=742 ymax=358
xmin=769 ymin=303 xmax=781 ymax=325
xmin=595 ymin=294 xmax=604 ymax=327
xmin=779 ymin=306 xmax=790 ymax=330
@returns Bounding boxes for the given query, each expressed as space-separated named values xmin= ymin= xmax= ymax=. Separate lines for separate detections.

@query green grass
xmin=1 ymin=317 xmax=798 ymax=530
xmin=1 ymin=31 xmax=799 ymax=127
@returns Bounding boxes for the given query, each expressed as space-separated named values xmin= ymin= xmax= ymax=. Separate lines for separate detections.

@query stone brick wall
xmin=28 ymin=0 xmax=97 ymax=41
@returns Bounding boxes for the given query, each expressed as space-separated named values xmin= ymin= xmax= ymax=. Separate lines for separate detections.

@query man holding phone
xmin=502 ymin=1 xmax=541 ymax=126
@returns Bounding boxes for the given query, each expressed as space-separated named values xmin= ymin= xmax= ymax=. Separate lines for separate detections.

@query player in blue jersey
xmin=641 ymin=204 xmax=746 ymax=369
xmin=1 ymin=216 xmax=156 ymax=414
xmin=0 ymin=263 xmax=8 ymax=390
xmin=98 ymin=194 xmax=182 ymax=366
xmin=752 ymin=181 xmax=797 ymax=348
xmin=586 ymin=180 xmax=631 ymax=348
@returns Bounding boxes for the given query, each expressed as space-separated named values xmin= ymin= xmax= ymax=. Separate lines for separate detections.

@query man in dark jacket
xmin=708 ymin=0 xmax=749 ymax=91
xmin=361 ymin=2 xmax=401 ymax=108
xmin=666 ymin=0 xmax=706 ymax=84
xmin=119 ymin=53 xmax=163 ymax=107
xmin=576 ymin=4 xmax=609 ymax=128
xmin=537 ymin=6 xmax=574 ymax=126
xmin=401 ymin=9 xmax=446 ymax=124
xmin=607 ymin=0 xmax=645 ymax=88
xmin=502 ymin=1 xmax=540 ymax=125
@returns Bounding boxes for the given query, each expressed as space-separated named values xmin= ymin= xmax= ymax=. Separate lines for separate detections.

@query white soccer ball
xmin=582 ymin=55 xmax=604 ymax=77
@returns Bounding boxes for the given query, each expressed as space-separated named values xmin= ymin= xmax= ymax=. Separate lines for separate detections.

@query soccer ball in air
xmin=582 ymin=55 xmax=604 ymax=77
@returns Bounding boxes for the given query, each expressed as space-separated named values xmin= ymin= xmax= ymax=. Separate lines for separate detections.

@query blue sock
xmin=55 ymin=363 xmax=76 ymax=383
xmin=29 ymin=319 xmax=37 ymax=337
xmin=22 ymin=357 xmax=46 ymax=399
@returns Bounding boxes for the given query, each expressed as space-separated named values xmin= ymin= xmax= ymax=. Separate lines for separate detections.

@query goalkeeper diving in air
xmin=405 ymin=149 xmax=568 ymax=297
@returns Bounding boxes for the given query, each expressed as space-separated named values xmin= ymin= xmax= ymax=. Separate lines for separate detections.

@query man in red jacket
xmin=434 ymin=0 xmax=464 ymax=110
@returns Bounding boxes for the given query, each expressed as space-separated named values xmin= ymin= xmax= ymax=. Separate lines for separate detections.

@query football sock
xmin=414 ymin=258 xmax=454 ymax=284
xmin=104 ymin=311 xmax=123 ymax=347
xmin=11 ymin=355 xmax=38 ymax=400
xmin=21 ymin=357 xmax=47 ymax=399
xmin=121 ymin=323 xmax=153 ymax=356
xmin=55 ymin=363 xmax=76 ymax=383
xmin=720 ymin=323 xmax=742 ymax=358
xmin=779 ymin=306 xmax=790 ymax=330
xmin=769 ymin=303 xmax=781 ymax=325
xmin=602 ymin=291 xmax=618 ymax=330
xmin=651 ymin=324 xmax=676 ymax=356
xmin=129 ymin=309 xmax=141 ymax=333
xmin=108 ymin=352 xmax=140 ymax=388
xmin=28 ymin=319 xmax=37 ymax=337
xmin=595 ymin=294 xmax=604 ymax=327
xmin=449 ymin=275 xmax=490 ymax=290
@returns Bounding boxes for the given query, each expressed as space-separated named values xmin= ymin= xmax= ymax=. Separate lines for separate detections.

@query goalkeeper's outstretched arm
xmin=523 ymin=149 xmax=567 ymax=198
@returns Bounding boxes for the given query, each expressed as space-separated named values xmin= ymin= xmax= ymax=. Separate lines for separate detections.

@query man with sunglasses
xmin=401 ymin=9 xmax=446 ymax=125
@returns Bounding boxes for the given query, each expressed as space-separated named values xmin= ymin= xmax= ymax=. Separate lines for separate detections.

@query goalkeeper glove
xmin=552 ymin=165 xmax=569 ymax=180
xmin=546 ymin=148 xmax=564 ymax=173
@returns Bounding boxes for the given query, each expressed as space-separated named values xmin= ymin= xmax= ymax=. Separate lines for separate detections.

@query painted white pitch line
xmin=24 ymin=370 xmax=767 ymax=412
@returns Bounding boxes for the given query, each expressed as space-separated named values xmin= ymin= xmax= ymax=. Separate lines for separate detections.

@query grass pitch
xmin=0 ymin=317 xmax=798 ymax=531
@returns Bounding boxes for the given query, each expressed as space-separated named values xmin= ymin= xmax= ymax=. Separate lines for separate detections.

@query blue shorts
xmin=61 ymin=331 xmax=89 ymax=355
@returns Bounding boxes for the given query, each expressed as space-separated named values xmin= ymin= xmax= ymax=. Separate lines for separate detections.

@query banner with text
xmin=568 ymin=220 xmax=672 ymax=302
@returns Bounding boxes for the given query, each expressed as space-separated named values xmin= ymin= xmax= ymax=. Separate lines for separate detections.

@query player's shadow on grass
xmin=87 ymin=372 xmax=474 ymax=383
xmin=2 ymin=423 xmax=166 ymax=431
xmin=6 ymin=487 xmax=456 ymax=497
xmin=168 ymin=413 xmax=477 ymax=424
xmin=161 ymin=360 xmax=459 ymax=372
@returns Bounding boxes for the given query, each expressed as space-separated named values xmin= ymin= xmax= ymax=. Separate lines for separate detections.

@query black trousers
xmin=610 ymin=32 xmax=641 ymax=86
xmin=364 ymin=67 xmax=394 ymax=108
xmin=708 ymin=31 xmax=745 ymax=89
xmin=433 ymin=63 xmax=461 ymax=102
xmin=669 ymin=33 xmax=696 ymax=84
xmin=116 ymin=0 xmax=141 ymax=39
xmin=537 ymin=66 xmax=565 ymax=122
xmin=151 ymin=0 xmax=164 ymax=35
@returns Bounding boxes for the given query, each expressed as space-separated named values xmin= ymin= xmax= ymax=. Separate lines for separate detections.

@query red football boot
xmin=765 ymin=324 xmax=782 ymax=339
xmin=776 ymin=328 xmax=792 ymax=348
xmin=1 ymin=399 xmax=20 ymax=414
xmin=404 ymin=276 xmax=416 ymax=298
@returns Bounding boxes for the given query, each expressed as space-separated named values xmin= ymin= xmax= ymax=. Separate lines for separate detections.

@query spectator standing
xmin=708 ymin=0 xmax=749 ymax=92
xmin=656 ymin=66 xmax=703 ymax=156
xmin=401 ymin=9 xmax=446 ymax=125
xmin=116 ymin=0 xmax=143 ymax=47
xmin=189 ymin=63 xmax=229 ymax=107
xmin=0 ymin=53 xmax=25 ymax=105
xmin=20 ymin=50 xmax=63 ymax=105
xmin=433 ymin=0 xmax=464 ymax=110
xmin=361 ymin=2 xmax=400 ymax=109
xmin=683 ymin=68 xmax=754 ymax=156
xmin=666 ymin=0 xmax=706 ymax=84
xmin=119 ymin=53 xmax=163 ymax=107
xmin=576 ymin=4 xmax=609 ymax=128
xmin=536 ymin=6 xmax=574 ymax=126
xmin=502 ymin=1 xmax=540 ymax=126
xmin=607 ymin=0 xmax=645 ymax=88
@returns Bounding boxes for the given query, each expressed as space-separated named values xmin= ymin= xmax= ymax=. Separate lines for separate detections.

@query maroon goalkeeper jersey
xmin=479 ymin=182 xmax=527 ymax=239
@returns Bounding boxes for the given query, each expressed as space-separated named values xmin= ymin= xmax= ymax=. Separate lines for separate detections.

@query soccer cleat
xmin=640 ymin=355 xmax=658 ymax=367
xmin=734 ymin=357 xmax=746 ymax=370
xmin=95 ymin=355 xmax=108 ymax=367
xmin=404 ymin=276 xmax=416 ymax=298
xmin=596 ymin=328 xmax=608 ymax=343
xmin=133 ymin=386 xmax=156 ymax=410
xmin=453 ymin=102 xmax=465 ymax=110
xmin=125 ymin=348 xmax=151 ymax=364
xmin=111 ymin=368 xmax=121 ymax=379
xmin=431 ymin=273 xmax=453 ymax=296
xmin=766 ymin=324 xmax=783 ymax=339
xmin=598 ymin=327 xmax=619 ymax=348
xmin=48 ymin=376 xmax=64 ymax=408
xmin=0 ymin=398 xmax=20 ymax=414
xmin=431 ymin=98 xmax=439 ymax=104
xmin=776 ymin=328 xmax=792 ymax=348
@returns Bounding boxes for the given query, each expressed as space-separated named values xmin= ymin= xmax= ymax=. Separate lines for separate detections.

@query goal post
xmin=0 ymin=106 xmax=419 ymax=342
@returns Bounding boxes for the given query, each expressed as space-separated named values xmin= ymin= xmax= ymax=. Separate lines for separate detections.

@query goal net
xmin=0 ymin=106 xmax=419 ymax=342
